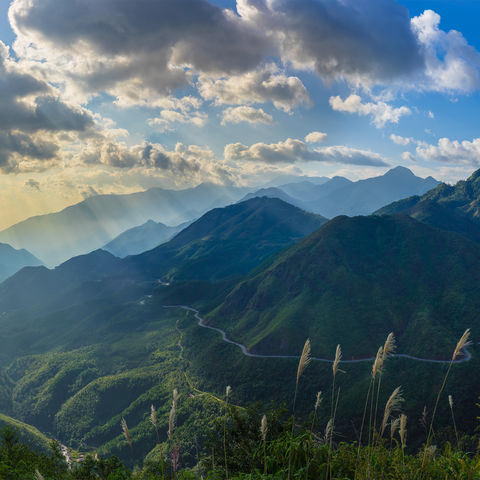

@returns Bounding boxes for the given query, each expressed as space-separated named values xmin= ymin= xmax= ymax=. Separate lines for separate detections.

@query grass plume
xmin=380 ymin=386 xmax=403 ymax=437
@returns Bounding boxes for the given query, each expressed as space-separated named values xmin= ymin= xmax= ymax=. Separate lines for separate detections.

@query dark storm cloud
xmin=10 ymin=0 xmax=272 ymax=96
xmin=238 ymin=0 xmax=424 ymax=84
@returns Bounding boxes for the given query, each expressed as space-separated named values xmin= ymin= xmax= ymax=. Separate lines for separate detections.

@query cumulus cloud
xmin=148 ymin=111 xmax=208 ymax=131
xmin=329 ymin=94 xmax=411 ymax=128
xmin=198 ymin=65 xmax=311 ymax=112
xmin=411 ymin=10 xmax=480 ymax=92
xmin=0 ymin=40 xmax=97 ymax=171
xmin=312 ymin=146 xmax=389 ymax=166
xmin=224 ymin=136 xmax=388 ymax=166
xmin=390 ymin=134 xmax=412 ymax=146
xmin=415 ymin=137 xmax=480 ymax=165
xmin=78 ymin=140 xmax=235 ymax=184
xmin=305 ymin=131 xmax=327 ymax=143
xmin=9 ymin=0 xmax=272 ymax=104
xmin=221 ymin=106 xmax=273 ymax=125
xmin=238 ymin=0 xmax=424 ymax=86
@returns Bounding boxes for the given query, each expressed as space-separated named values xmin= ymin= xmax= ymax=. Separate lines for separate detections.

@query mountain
xmin=0 ymin=249 xmax=126 ymax=314
xmin=0 ymin=183 xmax=246 ymax=267
xmin=239 ymin=188 xmax=304 ymax=208
xmin=300 ymin=167 xmax=439 ymax=217
xmin=261 ymin=173 xmax=330 ymax=188
xmin=207 ymin=214 xmax=480 ymax=358
xmin=103 ymin=219 xmax=190 ymax=257
xmin=0 ymin=243 xmax=43 ymax=283
xmin=0 ymin=197 xmax=327 ymax=315
xmin=123 ymin=197 xmax=328 ymax=283
xmin=375 ymin=168 xmax=480 ymax=243
xmin=276 ymin=180 xmax=332 ymax=202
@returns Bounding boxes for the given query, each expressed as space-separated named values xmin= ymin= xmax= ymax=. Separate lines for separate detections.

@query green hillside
xmin=123 ymin=197 xmax=327 ymax=283
xmin=376 ymin=168 xmax=480 ymax=243
xmin=0 ymin=414 xmax=52 ymax=453
xmin=207 ymin=214 xmax=480 ymax=358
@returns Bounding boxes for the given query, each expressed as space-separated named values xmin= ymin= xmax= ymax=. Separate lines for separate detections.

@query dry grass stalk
xmin=324 ymin=419 xmax=333 ymax=444
xmin=425 ymin=445 xmax=437 ymax=460
xmin=296 ymin=339 xmax=312 ymax=386
xmin=315 ymin=391 xmax=323 ymax=412
xmin=452 ymin=329 xmax=471 ymax=361
xmin=448 ymin=394 xmax=459 ymax=448
xmin=382 ymin=333 xmax=396 ymax=360
xmin=372 ymin=346 xmax=384 ymax=379
xmin=423 ymin=329 xmax=472 ymax=467
xmin=168 ymin=404 xmax=176 ymax=440
xmin=399 ymin=414 xmax=407 ymax=449
xmin=150 ymin=404 xmax=158 ymax=429
xmin=332 ymin=344 xmax=342 ymax=377
xmin=288 ymin=339 xmax=311 ymax=480
xmin=261 ymin=414 xmax=268 ymax=442
xmin=380 ymin=387 xmax=403 ymax=436
xmin=121 ymin=418 xmax=132 ymax=448
xmin=390 ymin=417 xmax=400 ymax=443
xmin=35 ymin=470 xmax=44 ymax=480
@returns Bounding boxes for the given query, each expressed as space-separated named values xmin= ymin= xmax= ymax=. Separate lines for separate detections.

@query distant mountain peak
xmin=384 ymin=166 xmax=415 ymax=177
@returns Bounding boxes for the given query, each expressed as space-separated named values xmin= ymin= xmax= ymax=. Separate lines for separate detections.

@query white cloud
xmin=305 ymin=131 xmax=327 ymax=143
xmin=313 ymin=146 xmax=389 ymax=167
xmin=411 ymin=10 xmax=480 ymax=92
xmin=329 ymin=94 xmax=411 ymax=128
xmin=390 ymin=134 xmax=412 ymax=146
xmin=9 ymin=0 xmax=272 ymax=105
xmin=224 ymin=136 xmax=388 ymax=166
xmin=415 ymin=137 xmax=480 ymax=165
xmin=221 ymin=106 xmax=273 ymax=125
xmin=401 ymin=151 xmax=416 ymax=162
xmin=198 ymin=64 xmax=311 ymax=112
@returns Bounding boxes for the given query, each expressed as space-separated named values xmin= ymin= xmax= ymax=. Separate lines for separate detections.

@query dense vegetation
xmin=2 ymin=329 xmax=479 ymax=479
xmin=376 ymin=168 xmax=480 ymax=244
xmin=208 ymin=214 xmax=480 ymax=357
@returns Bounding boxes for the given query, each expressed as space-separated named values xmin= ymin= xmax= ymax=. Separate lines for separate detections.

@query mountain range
xmin=103 ymin=220 xmax=190 ymax=258
xmin=376 ymin=168 xmax=480 ymax=243
xmin=0 ymin=183 xmax=247 ymax=267
xmin=0 ymin=243 xmax=42 ymax=283
xmin=246 ymin=167 xmax=439 ymax=218
xmin=207 ymin=214 xmax=480 ymax=358
xmin=1 ymin=167 xmax=480 ymax=464
xmin=0 ymin=197 xmax=327 ymax=315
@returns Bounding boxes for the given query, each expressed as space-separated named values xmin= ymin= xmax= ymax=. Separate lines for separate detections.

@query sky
xmin=1 ymin=0 xmax=480 ymax=229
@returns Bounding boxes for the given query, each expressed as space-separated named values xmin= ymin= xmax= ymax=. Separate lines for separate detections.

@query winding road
xmin=164 ymin=305 xmax=475 ymax=365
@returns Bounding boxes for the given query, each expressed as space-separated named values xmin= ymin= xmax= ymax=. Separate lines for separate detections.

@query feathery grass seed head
xmin=296 ymin=339 xmax=311 ymax=386
xmin=35 ymin=470 xmax=44 ymax=480
xmin=381 ymin=386 xmax=404 ymax=436
xmin=121 ymin=418 xmax=132 ymax=448
xmin=226 ymin=386 xmax=232 ymax=398
xmin=333 ymin=344 xmax=342 ymax=377
xmin=452 ymin=329 xmax=471 ymax=361
xmin=315 ymin=391 xmax=323 ymax=411
xmin=390 ymin=417 xmax=400 ymax=442
xmin=260 ymin=414 xmax=268 ymax=442
xmin=448 ymin=395 xmax=453 ymax=409
xmin=324 ymin=418 xmax=333 ymax=443
xmin=383 ymin=332 xmax=396 ymax=360
xmin=150 ymin=404 xmax=158 ymax=429
xmin=372 ymin=346 xmax=383 ymax=378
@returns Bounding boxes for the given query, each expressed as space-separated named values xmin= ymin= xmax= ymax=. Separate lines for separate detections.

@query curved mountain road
xmin=163 ymin=305 xmax=474 ymax=365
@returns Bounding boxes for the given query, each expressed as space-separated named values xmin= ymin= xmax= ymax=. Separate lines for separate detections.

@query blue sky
xmin=1 ymin=0 xmax=480 ymax=228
